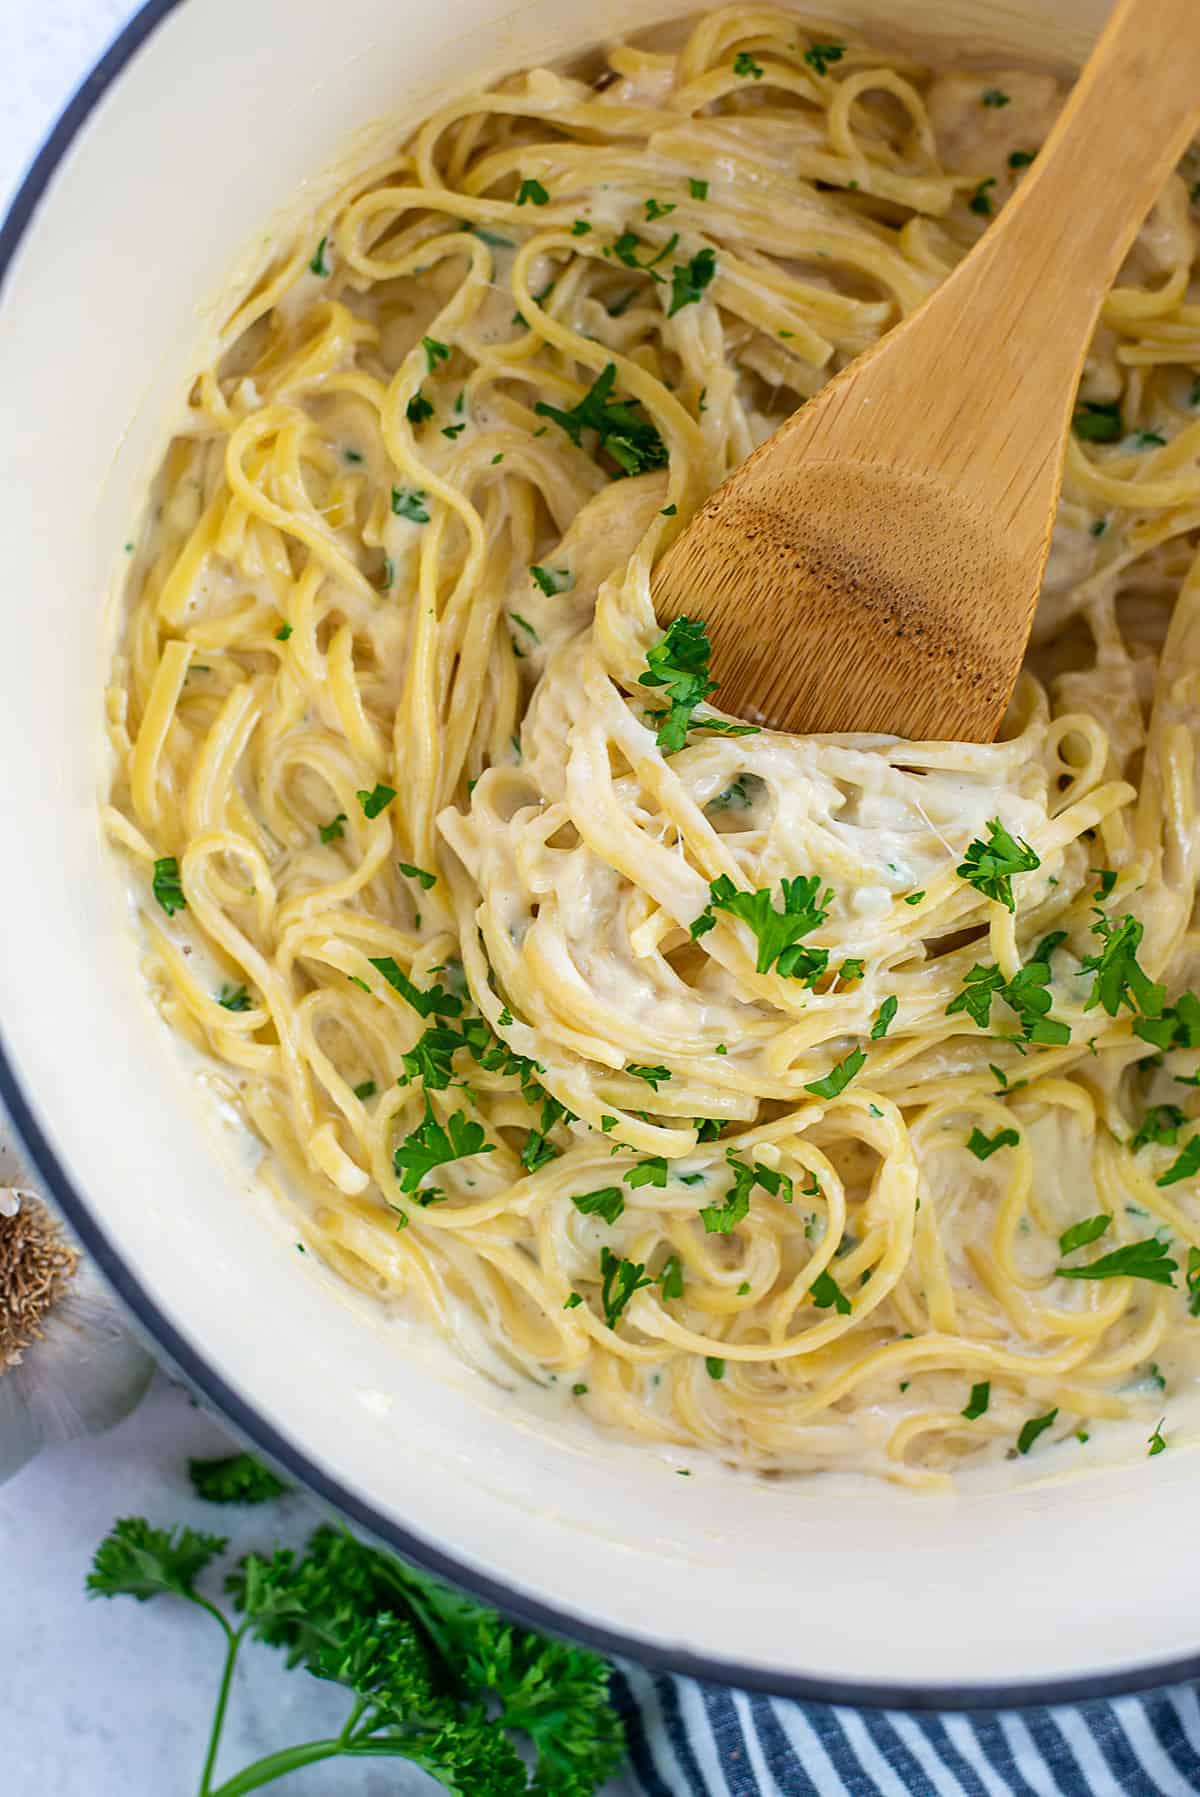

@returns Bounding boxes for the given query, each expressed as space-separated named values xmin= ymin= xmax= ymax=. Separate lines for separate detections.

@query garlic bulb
xmin=0 ymin=1178 xmax=155 ymax=1485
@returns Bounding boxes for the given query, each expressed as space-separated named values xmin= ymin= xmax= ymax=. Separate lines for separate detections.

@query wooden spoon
xmin=652 ymin=0 xmax=1200 ymax=741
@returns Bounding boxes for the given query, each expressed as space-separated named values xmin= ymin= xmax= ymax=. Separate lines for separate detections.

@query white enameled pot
xmin=2 ymin=0 xmax=1196 ymax=1706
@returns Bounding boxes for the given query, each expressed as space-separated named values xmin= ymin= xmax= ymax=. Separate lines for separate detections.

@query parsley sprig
xmin=393 ymin=1101 xmax=494 ymax=1195
xmin=88 ymin=1502 xmax=623 ymax=1795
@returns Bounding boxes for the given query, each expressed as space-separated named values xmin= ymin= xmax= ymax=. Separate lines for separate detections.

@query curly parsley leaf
xmin=188 ymin=1453 xmax=289 ymax=1506
xmin=88 ymin=1518 xmax=227 ymax=1605
xmin=699 ymin=1158 xmax=754 ymax=1234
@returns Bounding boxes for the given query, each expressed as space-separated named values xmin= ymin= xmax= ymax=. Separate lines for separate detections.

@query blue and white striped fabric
xmin=611 ymin=1668 xmax=1200 ymax=1796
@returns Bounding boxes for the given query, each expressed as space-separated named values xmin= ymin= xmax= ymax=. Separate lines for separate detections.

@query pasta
xmin=104 ymin=7 xmax=1200 ymax=1487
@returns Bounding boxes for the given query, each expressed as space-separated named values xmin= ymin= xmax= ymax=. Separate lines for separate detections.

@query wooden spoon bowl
xmin=653 ymin=0 xmax=1200 ymax=741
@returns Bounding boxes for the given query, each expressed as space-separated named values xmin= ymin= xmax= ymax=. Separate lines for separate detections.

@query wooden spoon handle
xmin=902 ymin=0 xmax=1200 ymax=517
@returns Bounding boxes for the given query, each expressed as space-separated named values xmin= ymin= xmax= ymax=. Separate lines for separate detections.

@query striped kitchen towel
xmin=612 ymin=1667 xmax=1200 ymax=1796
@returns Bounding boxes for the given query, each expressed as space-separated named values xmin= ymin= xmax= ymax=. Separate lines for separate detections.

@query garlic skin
xmin=0 ymin=1179 xmax=155 ymax=1486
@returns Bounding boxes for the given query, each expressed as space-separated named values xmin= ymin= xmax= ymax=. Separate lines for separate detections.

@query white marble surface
xmin=0 ymin=9 xmax=638 ymax=1793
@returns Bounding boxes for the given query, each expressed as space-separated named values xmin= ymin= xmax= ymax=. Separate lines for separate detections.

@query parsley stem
xmin=207 ymin=1739 xmax=349 ymax=1796
xmin=196 ymin=1613 xmax=246 ymax=1797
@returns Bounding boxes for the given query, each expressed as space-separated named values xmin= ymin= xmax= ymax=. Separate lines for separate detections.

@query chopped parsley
xmin=967 ymin=1126 xmax=1019 ymax=1160
xmin=570 ymin=219 xmax=592 ymax=235
xmin=1074 ymin=401 xmax=1122 ymax=442
xmin=639 ymin=616 xmax=715 ymax=751
xmin=1057 ymin=1237 xmax=1177 ymax=1286
xmin=530 ymin=564 xmax=574 ymax=596
xmin=699 ymin=1160 xmax=754 ymax=1235
xmin=599 ymin=1246 xmax=653 ymax=1328
xmin=274 ymin=623 xmax=293 ymax=641
xmin=357 ymin=783 xmax=396 ymax=819
xmin=422 ymin=336 xmax=450 ymax=372
xmin=309 ymin=237 xmax=330 ymax=277
xmin=319 ymin=813 xmax=346 ymax=843
xmin=689 ymin=178 xmax=709 ymax=199
xmin=962 ymin=1381 xmax=990 ymax=1420
xmin=645 ymin=197 xmax=676 ymax=220
xmin=839 ymin=958 xmax=865 ymax=983
xmin=955 ymin=818 xmax=1040 ymax=911
xmin=968 ymin=178 xmax=997 ymax=217
xmin=1187 ymin=1247 xmax=1200 ymax=1316
xmin=871 ymin=996 xmax=898 ymax=1039
xmin=733 ymin=50 xmax=764 ymax=78
xmin=1009 ymin=149 xmax=1035 ymax=168
xmin=804 ymin=42 xmax=845 ymax=75
xmin=1017 ymin=1409 xmax=1058 ymax=1454
xmin=627 ymin=1063 xmax=671 ymax=1090
xmin=391 ymin=488 xmax=430 ymax=523
xmin=668 ymin=247 xmax=717 ymax=317
xmin=1082 ymin=913 xmax=1165 ymax=1019
xmin=1157 ymin=1136 xmax=1200 ymax=1187
xmin=572 ymin=1187 xmax=625 ymax=1225
xmin=1133 ymin=989 xmax=1200 ymax=1051
xmin=368 ymin=957 xmax=464 ymax=1018
xmin=152 ymin=856 xmax=186 ymax=916
xmin=534 ymin=363 xmax=667 ymax=478
xmin=1058 ymin=1214 xmax=1111 ymax=1255
xmin=810 ymin=1269 xmax=851 ymax=1315
xmin=399 ymin=1025 xmax=466 ymax=1091
xmin=353 ymin=1080 xmax=377 ymax=1101
xmin=705 ymin=1357 xmax=725 ymax=1380
xmin=903 ymin=891 xmax=925 ymax=906
xmin=694 ymin=870 xmax=831 ymax=977
xmin=659 ymin=1254 xmax=684 ymax=1299
xmin=1149 ymin=1421 xmax=1167 ymax=1457
xmin=217 ymin=985 xmax=252 ymax=1012
xmin=804 ymin=1049 xmax=866 ymax=1101
xmin=517 ymin=177 xmax=549 ymax=206
xmin=1131 ymin=1104 xmax=1185 ymax=1152
xmin=406 ymin=391 xmax=434 ymax=424
xmin=946 ymin=957 xmax=1069 ymax=1045
xmin=982 ymin=88 xmax=1010 ymax=106
xmin=626 ymin=1158 xmax=668 ymax=1188
xmin=392 ymin=1102 xmax=494 ymax=1193
xmin=398 ymin=861 xmax=437 ymax=890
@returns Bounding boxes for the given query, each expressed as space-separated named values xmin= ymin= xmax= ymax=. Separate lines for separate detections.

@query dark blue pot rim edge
xmin=3 ymin=0 xmax=1199 ymax=1715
